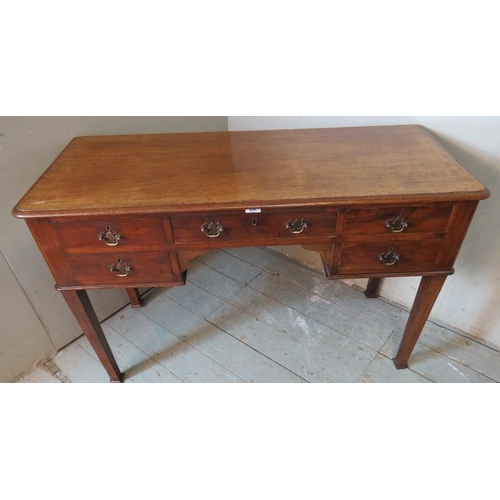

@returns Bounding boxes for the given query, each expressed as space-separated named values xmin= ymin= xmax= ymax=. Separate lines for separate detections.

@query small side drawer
xmin=66 ymin=251 xmax=176 ymax=286
xmin=338 ymin=240 xmax=443 ymax=274
xmin=170 ymin=210 xmax=337 ymax=244
xmin=345 ymin=205 xmax=453 ymax=236
xmin=53 ymin=218 xmax=167 ymax=254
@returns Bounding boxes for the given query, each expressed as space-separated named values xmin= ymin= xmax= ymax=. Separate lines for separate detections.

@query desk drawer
xmin=338 ymin=240 xmax=443 ymax=274
xmin=345 ymin=205 xmax=453 ymax=236
xmin=170 ymin=210 xmax=337 ymax=244
xmin=54 ymin=218 xmax=167 ymax=254
xmin=66 ymin=251 xmax=175 ymax=286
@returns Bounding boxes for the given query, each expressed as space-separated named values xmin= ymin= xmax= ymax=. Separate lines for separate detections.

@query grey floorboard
xmin=108 ymin=304 xmax=243 ymax=383
xmin=381 ymin=330 xmax=497 ymax=383
xmin=248 ymin=272 xmax=393 ymax=351
xmin=112 ymin=296 xmax=303 ymax=383
xmin=17 ymin=366 xmax=62 ymax=383
xmin=138 ymin=294 xmax=305 ymax=383
xmin=228 ymin=285 xmax=378 ymax=374
xmin=185 ymin=260 xmax=246 ymax=301
xmin=207 ymin=303 xmax=361 ymax=382
xmin=162 ymin=280 xmax=224 ymax=318
xmin=198 ymin=249 xmax=263 ymax=284
xmin=359 ymin=353 xmax=432 ymax=383
xmin=77 ymin=324 xmax=183 ymax=383
xmin=18 ymin=247 xmax=500 ymax=383
xmin=43 ymin=342 xmax=109 ymax=383
xmin=417 ymin=323 xmax=500 ymax=382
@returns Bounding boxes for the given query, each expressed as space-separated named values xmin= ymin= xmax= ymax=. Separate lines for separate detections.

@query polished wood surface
xmin=13 ymin=125 xmax=488 ymax=218
xmin=338 ymin=239 xmax=443 ymax=274
xmin=66 ymin=251 xmax=175 ymax=286
xmin=344 ymin=204 xmax=453 ymax=236
xmin=13 ymin=126 xmax=490 ymax=381
xmin=53 ymin=217 xmax=167 ymax=254
xmin=171 ymin=209 xmax=337 ymax=244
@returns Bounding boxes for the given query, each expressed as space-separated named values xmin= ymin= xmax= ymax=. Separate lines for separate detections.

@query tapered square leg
xmin=61 ymin=290 xmax=124 ymax=382
xmin=393 ymin=275 xmax=448 ymax=369
xmin=126 ymin=287 xmax=143 ymax=308
xmin=364 ymin=278 xmax=382 ymax=298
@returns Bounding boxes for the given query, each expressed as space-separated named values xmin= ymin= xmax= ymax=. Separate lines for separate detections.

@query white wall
xmin=0 ymin=249 xmax=56 ymax=382
xmin=0 ymin=117 xmax=228 ymax=381
xmin=228 ymin=117 xmax=500 ymax=347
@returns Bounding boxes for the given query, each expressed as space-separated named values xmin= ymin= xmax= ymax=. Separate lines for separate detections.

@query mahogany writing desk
xmin=13 ymin=125 xmax=490 ymax=382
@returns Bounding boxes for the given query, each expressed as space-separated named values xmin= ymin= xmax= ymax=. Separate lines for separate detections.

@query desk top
xmin=14 ymin=125 xmax=489 ymax=218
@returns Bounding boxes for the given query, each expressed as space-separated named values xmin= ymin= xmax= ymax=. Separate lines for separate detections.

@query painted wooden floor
xmin=18 ymin=248 xmax=500 ymax=383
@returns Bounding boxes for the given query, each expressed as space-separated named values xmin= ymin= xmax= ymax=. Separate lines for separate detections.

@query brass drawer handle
xmin=200 ymin=222 xmax=224 ymax=238
xmin=110 ymin=258 xmax=131 ymax=277
xmin=379 ymin=246 xmax=400 ymax=266
xmin=284 ymin=219 xmax=308 ymax=234
xmin=98 ymin=226 xmax=123 ymax=246
xmin=386 ymin=213 xmax=408 ymax=233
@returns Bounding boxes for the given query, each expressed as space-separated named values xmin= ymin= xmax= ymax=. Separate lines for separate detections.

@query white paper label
xmin=245 ymin=208 xmax=262 ymax=213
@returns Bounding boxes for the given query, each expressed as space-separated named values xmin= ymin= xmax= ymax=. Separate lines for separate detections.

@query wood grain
xmin=393 ymin=275 xmax=448 ymax=369
xmin=13 ymin=126 xmax=489 ymax=218
xmin=171 ymin=209 xmax=337 ymax=244
xmin=12 ymin=126 xmax=491 ymax=379
xmin=345 ymin=204 xmax=453 ymax=236
xmin=53 ymin=217 xmax=167 ymax=254
xmin=66 ymin=251 xmax=176 ymax=286
xmin=338 ymin=239 xmax=443 ymax=274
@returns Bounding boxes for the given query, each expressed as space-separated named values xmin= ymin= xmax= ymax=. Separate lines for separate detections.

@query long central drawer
xmin=170 ymin=209 xmax=338 ymax=244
